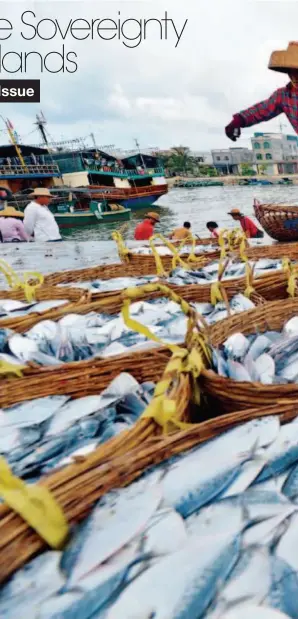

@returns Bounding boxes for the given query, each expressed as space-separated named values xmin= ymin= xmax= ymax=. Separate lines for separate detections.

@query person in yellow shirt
xmin=169 ymin=221 xmax=192 ymax=241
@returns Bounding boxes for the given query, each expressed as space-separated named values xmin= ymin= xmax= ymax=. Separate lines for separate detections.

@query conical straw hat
xmin=269 ymin=41 xmax=298 ymax=73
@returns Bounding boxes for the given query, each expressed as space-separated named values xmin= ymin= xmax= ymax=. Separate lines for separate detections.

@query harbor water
xmin=1 ymin=184 xmax=297 ymax=276
xmin=62 ymin=184 xmax=298 ymax=243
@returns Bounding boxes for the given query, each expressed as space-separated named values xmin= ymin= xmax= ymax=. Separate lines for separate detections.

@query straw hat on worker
xmin=0 ymin=206 xmax=24 ymax=218
xmin=29 ymin=187 xmax=52 ymax=199
xmin=225 ymin=41 xmax=298 ymax=142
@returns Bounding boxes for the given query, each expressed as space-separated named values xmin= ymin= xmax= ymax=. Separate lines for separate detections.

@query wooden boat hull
xmin=88 ymin=184 xmax=167 ymax=210
xmin=54 ymin=209 xmax=131 ymax=228
xmin=254 ymin=200 xmax=298 ymax=242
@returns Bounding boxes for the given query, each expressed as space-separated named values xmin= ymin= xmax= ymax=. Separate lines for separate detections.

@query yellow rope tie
xmin=149 ymin=234 xmax=190 ymax=272
xmin=218 ymin=229 xmax=229 ymax=260
xmin=0 ymin=260 xmax=44 ymax=302
xmin=244 ymin=261 xmax=256 ymax=298
xmin=282 ymin=257 xmax=298 ymax=298
xmin=111 ymin=230 xmax=130 ymax=264
xmin=0 ymin=456 xmax=68 ymax=548
xmin=148 ymin=236 xmax=168 ymax=278
xmin=209 ymin=257 xmax=229 ymax=306
xmin=121 ymin=283 xmax=211 ymax=433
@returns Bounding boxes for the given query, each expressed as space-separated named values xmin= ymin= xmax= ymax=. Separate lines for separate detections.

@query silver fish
xmin=105 ymin=532 xmax=240 ymax=619
xmin=62 ymin=471 xmax=162 ymax=588
xmin=283 ymin=316 xmax=298 ymax=337
xmin=1 ymin=395 xmax=69 ymax=430
xmin=208 ymin=546 xmax=272 ymax=617
xmin=219 ymin=605 xmax=292 ymax=619
xmin=246 ymin=334 xmax=271 ymax=361
xmin=162 ymin=417 xmax=279 ymax=517
xmin=227 ymin=359 xmax=252 ymax=382
xmin=223 ymin=333 xmax=250 ymax=360
xmin=254 ymin=353 xmax=275 ymax=384
xmin=0 ymin=551 xmax=65 ymax=617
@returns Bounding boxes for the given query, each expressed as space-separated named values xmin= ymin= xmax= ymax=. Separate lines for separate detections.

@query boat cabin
xmin=0 ymin=144 xmax=61 ymax=194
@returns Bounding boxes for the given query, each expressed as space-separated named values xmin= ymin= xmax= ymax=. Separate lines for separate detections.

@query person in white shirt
xmin=24 ymin=188 xmax=62 ymax=242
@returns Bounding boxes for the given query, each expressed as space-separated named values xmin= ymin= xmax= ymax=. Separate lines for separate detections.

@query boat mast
xmin=3 ymin=118 xmax=28 ymax=171
xmin=90 ymin=132 xmax=98 ymax=152
xmin=134 ymin=138 xmax=146 ymax=170
xmin=35 ymin=111 xmax=49 ymax=146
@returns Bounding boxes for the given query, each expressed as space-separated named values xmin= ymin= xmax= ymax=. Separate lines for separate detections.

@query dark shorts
xmin=254 ymin=230 xmax=264 ymax=238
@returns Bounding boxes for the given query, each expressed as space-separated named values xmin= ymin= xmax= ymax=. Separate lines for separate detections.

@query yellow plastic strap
xmin=121 ymin=283 xmax=194 ymax=354
xmin=121 ymin=283 xmax=210 ymax=433
xmin=218 ymin=229 xmax=228 ymax=260
xmin=0 ymin=457 xmax=68 ymax=548
xmin=239 ymin=236 xmax=248 ymax=262
xmin=282 ymin=258 xmax=297 ymax=298
xmin=148 ymin=234 xmax=188 ymax=272
xmin=142 ymin=349 xmax=199 ymax=433
xmin=148 ymin=237 xmax=168 ymax=277
xmin=244 ymin=261 xmax=255 ymax=298
xmin=288 ymin=272 xmax=297 ymax=298
xmin=0 ymin=360 xmax=26 ymax=377
xmin=210 ymin=282 xmax=223 ymax=306
xmin=111 ymin=230 xmax=130 ymax=263
xmin=0 ymin=260 xmax=44 ymax=302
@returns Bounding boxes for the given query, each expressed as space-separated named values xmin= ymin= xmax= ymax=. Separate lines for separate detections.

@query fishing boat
xmin=46 ymin=149 xmax=168 ymax=210
xmin=254 ymin=198 xmax=298 ymax=242
xmin=238 ymin=178 xmax=273 ymax=186
xmin=174 ymin=179 xmax=224 ymax=188
xmin=11 ymin=187 xmax=131 ymax=228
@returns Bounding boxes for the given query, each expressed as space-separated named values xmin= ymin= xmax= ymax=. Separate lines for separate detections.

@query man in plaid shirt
xmin=225 ymin=42 xmax=298 ymax=140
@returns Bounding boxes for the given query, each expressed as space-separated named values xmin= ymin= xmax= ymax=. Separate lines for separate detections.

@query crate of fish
xmin=200 ymin=297 xmax=298 ymax=412
xmin=2 ymin=389 xmax=298 ymax=616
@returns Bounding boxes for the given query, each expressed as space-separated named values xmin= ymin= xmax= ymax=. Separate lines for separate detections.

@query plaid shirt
xmin=239 ymin=83 xmax=298 ymax=133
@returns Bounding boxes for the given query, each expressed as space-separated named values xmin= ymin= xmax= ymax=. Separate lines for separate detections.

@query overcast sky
xmin=0 ymin=1 xmax=297 ymax=152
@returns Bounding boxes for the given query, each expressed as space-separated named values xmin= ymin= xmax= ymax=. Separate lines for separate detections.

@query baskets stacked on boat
xmin=254 ymin=198 xmax=298 ymax=242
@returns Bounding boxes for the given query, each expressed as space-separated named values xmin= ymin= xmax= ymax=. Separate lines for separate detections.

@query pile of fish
xmin=167 ymin=258 xmax=283 ymax=286
xmin=0 ymin=298 xmax=69 ymax=319
xmin=0 ymin=294 xmax=255 ymax=368
xmin=58 ymin=275 xmax=158 ymax=293
xmin=4 ymin=414 xmax=298 ymax=617
xmin=0 ymin=373 xmax=154 ymax=481
xmin=211 ymin=315 xmax=298 ymax=384
xmin=57 ymin=258 xmax=285 ymax=293
xmin=130 ymin=242 xmax=216 ymax=256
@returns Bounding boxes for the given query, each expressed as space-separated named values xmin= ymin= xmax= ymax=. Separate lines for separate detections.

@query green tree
xmin=198 ymin=164 xmax=218 ymax=177
xmin=258 ymin=163 xmax=269 ymax=175
xmin=240 ymin=163 xmax=255 ymax=176
xmin=163 ymin=146 xmax=194 ymax=175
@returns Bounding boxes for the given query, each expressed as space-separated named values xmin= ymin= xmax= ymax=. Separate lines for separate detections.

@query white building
xmin=251 ymin=132 xmax=298 ymax=174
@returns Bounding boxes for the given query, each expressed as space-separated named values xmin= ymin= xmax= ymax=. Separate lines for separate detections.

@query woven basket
xmin=0 ymin=347 xmax=172 ymax=408
xmin=124 ymin=250 xmax=221 ymax=270
xmin=254 ymin=201 xmax=298 ymax=242
xmin=0 ymin=394 xmax=297 ymax=583
xmin=0 ymin=272 xmax=273 ymax=333
xmin=201 ymin=297 xmax=298 ymax=411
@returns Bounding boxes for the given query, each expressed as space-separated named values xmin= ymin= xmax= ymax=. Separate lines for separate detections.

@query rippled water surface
xmin=62 ymin=184 xmax=298 ymax=241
